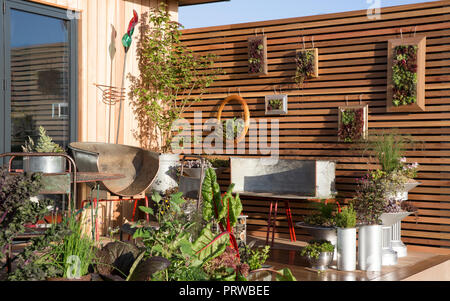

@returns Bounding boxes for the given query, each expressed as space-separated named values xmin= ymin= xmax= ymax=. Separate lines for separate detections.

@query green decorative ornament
xmin=122 ymin=32 xmax=132 ymax=50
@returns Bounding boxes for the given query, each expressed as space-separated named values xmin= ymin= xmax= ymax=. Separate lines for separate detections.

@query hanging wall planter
xmin=337 ymin=104 xmax=368 ymax=143
xmin=217 ymin=95 xmax=251 ymax=144
xmin=386 ymin=36 xmax=426 ymax=112
xmin=265 ymin=94 xmax=288 ymax=115
xmin=294 ymin=48 xmax=319 ymax=86
xmin=248 ymin=35 xmax=268 ymax=75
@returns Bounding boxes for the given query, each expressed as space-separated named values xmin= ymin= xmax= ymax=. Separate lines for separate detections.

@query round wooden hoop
xmin=217 ymin=95 xmax=250 ymax=143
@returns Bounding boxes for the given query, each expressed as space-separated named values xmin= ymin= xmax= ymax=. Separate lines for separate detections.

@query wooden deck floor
xmin=249 ymin=236 xmax=450 ymax=281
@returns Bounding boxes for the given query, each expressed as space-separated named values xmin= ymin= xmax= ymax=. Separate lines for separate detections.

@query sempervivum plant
xmin=267 ymin=98 xmax=283 ymax=111
xmin=294 ymin=49 xmax=316 ymax=86
xmin=248 ymin=37 xmax=265 ymax=74
xmin=338 ymin=108 xmax=365 ymax=142
xmin=392 ymin=45 xmax=418 ymax=106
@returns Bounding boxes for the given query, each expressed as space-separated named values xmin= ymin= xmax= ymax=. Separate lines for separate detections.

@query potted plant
xmin=297 ymin=200 xmax=338 ymax=252
xmin=351 ymin=171 xmax=385 ymax=272
xmin=300 ymin=240 xmax=335 ymax=271
xmin=21 ymin=126 xmax=66 ymax=173
xmin=294 ymin=48 xmax=319 ymax=86
xmin=265 ymin=94 xmax=288 ymax=115
xmin=335 ymin=205 xmax=357 ymax=271
xmin=128 ymin=3 xmax=222 ymax=194
xmin=337 ymin=105 xmax=368 ymax=142
xmin=363 ymin=132 xmax=420 ymax=201
xmin=248 ymin=35 xmax=268 ymax=75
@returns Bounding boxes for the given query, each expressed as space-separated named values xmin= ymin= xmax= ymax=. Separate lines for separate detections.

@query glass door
xmin=1 ymin=0 xmax=77 ymax=160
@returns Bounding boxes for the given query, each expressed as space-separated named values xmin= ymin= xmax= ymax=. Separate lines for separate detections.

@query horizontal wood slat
xmin=181 ymin=1 xmax=450 ymax=252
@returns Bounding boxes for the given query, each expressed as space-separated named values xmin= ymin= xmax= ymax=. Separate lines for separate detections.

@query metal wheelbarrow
xmin=69 ymin=142 xmax=160 ymax=197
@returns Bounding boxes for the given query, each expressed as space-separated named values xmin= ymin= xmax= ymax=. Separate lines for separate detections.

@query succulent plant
xmin=22 ymin=126 xmax=64 ymax=153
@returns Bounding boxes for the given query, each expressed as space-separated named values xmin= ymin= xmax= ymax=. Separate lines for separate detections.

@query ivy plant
xmin=129 ymin=3 xmax=222 ymax=152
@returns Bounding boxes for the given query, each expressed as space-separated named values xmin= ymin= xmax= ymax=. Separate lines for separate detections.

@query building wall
xmin=29 ymin=0 xmax=179 ymax=146
xmin=181 ymin=0 xmax=450 ymax=254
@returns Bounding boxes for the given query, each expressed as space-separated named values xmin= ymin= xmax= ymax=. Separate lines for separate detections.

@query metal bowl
xmin=306 ymin=252 xmax=334 ymax=271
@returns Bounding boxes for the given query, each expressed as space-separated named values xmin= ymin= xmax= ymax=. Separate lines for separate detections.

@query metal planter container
xmin=296 ymin=222 xmax=337 ymax=260
xmin=358 ymin=224 xmax=382 ymax=272
xmin=306 ymin=252 xmax=334 ymax=271
xmin=151 ymin=153 xmax=180 ymax=194
xmin=23 ymin=156 xmax=66 ymax=173
xmin=337 ymin=227 xmax=356 ymax=271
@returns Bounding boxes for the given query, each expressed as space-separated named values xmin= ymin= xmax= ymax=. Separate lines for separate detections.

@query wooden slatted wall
xmin=180 ymin=0 xmax=450 ymax=254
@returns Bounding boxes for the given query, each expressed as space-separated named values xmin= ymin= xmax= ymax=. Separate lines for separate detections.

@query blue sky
xmin=179 ymin=0 xmax=438 ymax=29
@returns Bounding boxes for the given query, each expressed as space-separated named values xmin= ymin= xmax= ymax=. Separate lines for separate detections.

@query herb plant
xmin=303 ymin=200 xmax=337 ymax=227
xmin=294 ymin=49 xmax=316 ymax=86
xmin=245 ymin=245 xmax=270 ymax=271
xmin=335 ymin=205 xmax=357 ymax=228
xmin=392 ymin=45 xmax=418 ymax=106
xmin=300 ymin=240 xmax=335 ymax=260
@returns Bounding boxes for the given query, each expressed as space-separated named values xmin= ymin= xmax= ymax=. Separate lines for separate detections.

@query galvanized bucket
xmin=358 ymin=224 xmax=382 ymax=272
xmin=23 ymin=156 xmax=66 ymax=173
xmin=306 ymin=252 xmax=334 ymax=271
xmin=337 ymin=227 xmax=356 ymax=271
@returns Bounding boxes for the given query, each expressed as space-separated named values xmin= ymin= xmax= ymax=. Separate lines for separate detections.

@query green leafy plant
xmin=294 ymin=49 xmax=316 ymax=86
xmin=335 ymin=205 xmax=357 ymax=228
xmin=201 ymin=168 xmax=243 ymax=258
xmin=22 ymin=126 xmax=64 ymax=153
xmin=392 ymin=45 xmax=418 ymax=106
xmin=303 ymin=200 xmax=338 ymax=227
xmin=129 ymin=3 xmax=222 ymax=152
xmin=49 ymin=213 xmax=97 ymax=279
xmin=239 ymin=241 xmax=270 ymax=271
xmin=300 ymin=240 xmax=335 ymax=260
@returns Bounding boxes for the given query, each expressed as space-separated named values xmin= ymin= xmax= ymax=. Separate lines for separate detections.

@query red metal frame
xmin=265 ymin=199 xmax=296 ymax=247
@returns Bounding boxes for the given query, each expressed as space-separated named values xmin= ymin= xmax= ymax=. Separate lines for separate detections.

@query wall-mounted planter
xmin=337 ymin=104 xmax=368 ymax=142
xmin=386 ymin=36 xmax=426 ymax=112
xmin=294 ymin=48 xmax=319 ymax=86
xmin=248 ymin=35 xmax=268 ymax=75
xmin=217 ymin=95 xmax=251 ymax=143
xmin=265 ymin=94 xmax=288 ymax=115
